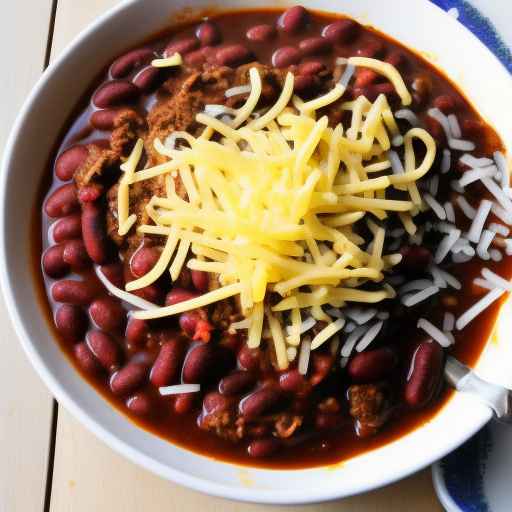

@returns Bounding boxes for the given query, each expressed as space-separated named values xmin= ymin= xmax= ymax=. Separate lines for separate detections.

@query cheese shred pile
xmin=115 ymin=56 xmax=436 ymax=369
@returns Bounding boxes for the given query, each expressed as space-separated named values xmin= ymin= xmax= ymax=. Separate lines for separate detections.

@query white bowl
xmin=2 ymin=0 xmax=512 ymax=505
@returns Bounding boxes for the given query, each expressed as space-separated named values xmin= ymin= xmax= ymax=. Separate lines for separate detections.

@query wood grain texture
xmin=0 ymin=2 xmax=55 ymax=511
xmin=51 ymin=408 xmax=442 ymax=512
xmin=49 ymin=1 xmax=441 ymax=510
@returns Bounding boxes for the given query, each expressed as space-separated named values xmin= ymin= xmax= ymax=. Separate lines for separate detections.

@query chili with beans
xmin=35 ymin=6 xmax=511 ymax=468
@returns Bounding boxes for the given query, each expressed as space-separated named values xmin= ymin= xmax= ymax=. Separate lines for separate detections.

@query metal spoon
xmin=445 ymin=356 xmax=512 ymax=424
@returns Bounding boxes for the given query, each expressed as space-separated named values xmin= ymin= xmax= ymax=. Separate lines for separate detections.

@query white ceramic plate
xmin=2 ymin=0 xmax=512 ymax=504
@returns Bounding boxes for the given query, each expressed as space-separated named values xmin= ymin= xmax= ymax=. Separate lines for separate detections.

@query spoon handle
xmin=444 ymin=356 xmax=512 ymax=424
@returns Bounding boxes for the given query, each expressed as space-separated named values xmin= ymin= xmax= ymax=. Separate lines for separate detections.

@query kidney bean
xmin=184 ymin=48 xmax=208 ymax=67
xmin=322 ymin=19 xmax=359 ymax=44
xmin=294 ymin=75 xmax=317 ymax=95
xmin=133 ymin=284 xmax=162 ymax=305
xmin=385 ymin=51 xmax=407 ymax=69
xmin=52 ymin=214 xmax=82 ymax=243
xmin=247 ymin=437 xmax=281 ymax=458
xmin=89 ymin=297 xmax=125 ymax=333
xmin=347 ymin=348 xmax=397 ymax=383
xmin=400 ymin=245 xmax=433 ymax=273
xmin=150 ymin=337 xmax=185 ymax=387
xmin=110 ymin=48 xmax=154 ymax=79
xmin=92 ymin=80 xmax=140 ymax=108
xmin=433 ymin=94 xmax=457 ymax=114
xmin=191 ymin=269 xmax=209 ymax=292
xmin=299 ymin=60 xmax=325 ymax=75
xmin=352 ymin=82 xmax=396 ymax=103
xmin=182 ymin=344 xmax=235 ymax=384
xmin=356 ymin=40 xmax=385 ymax=58
xmin=196 ymin=22 xmax=221 ymax=46
xmin=126 ymin=392 xmax=152 ymax=416
xmin=237 ymin=345 xmax=260 ymax=371
xmin=165 ymin=287 xmax=199 ymax=306
xmin=90 ymin=108 xmax=124 ymax=130
xmin=45 ymin=184 xmax=79 ymax=218
xmin=55 ymin=304 xmax=88 ymax=341
xmin=62 ymin=239 xmax=91 ymax=270
xmin=461 ymin=119 xmax=484 ymax=139
xmin=354 ymin=68 xmax=378 ymax=88
xmin=216 ymin=45 xmax=252 ymax=66
xmin=130 ymin=246 xmax=160 ymax=278
xmin=272 ymin=46 xmax=301 ymax=68
xmin=133 ymin=66 xmax=162 ymax=93
xmin=219 ymin=370 xmax=256 ymax=396
xmin=424 ymin=116 xmax=446 ymax=145
xmin=405 ymin=341 xmax=444 ymax=408
xmin=180 ymin=310 xmax=213 ymax=342
xmin=125 ymin=318 xmax=149 ymax=346
xmin=52 ymin=280 xmax=95 ymax=305
xmin=42 ymin=245 xmax=69 ymax=278
xmin=55 ymin=145 xmax=88 ymax=181
xmin=77 ymin=183 xmax=104 ymax=203
xmin=278 ymin=6 xmax=308 ymax=33
xmin=219 ymin=332 xmax=242 ymax=352
xmin=100 ymin=263 xmax=124 ymax=289
xmin=203 ymin=391 xmax=232 ymax=415
xmin=309 ymin=353 xmax=334 ymax=386
xmin=175 ymin=267 xmax=192 ymax=289
xmin=74 ymin=342 xmax=101 ymax=373
xmin=412 ymin=76 xmax=432 ymax=106
xmin=174 ymin=393 xmax=196 ymax=414
xmin=279 ymin=369 xmax=310 ymax=393
xmin=246 ymin=24 xmax=275 ymax=42
xmin=110 ymin=362 xmax=147 ymax=395
xmin=240 ymin=386 xmax=285 ymax=420
xmin=299 ymin=37 xmax=331 ymax=56
xmin=315 ymin=412 xmax=343 ymax=431
xmin=86 ymin=330 xmax=120 ymax=371
xmin=81 ymin=202 xmax=111 ymax=264
xmin=165 ymin=38 xmax=199 ymax=57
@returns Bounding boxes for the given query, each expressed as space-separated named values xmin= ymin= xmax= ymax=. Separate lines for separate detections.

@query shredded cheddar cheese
xmin=151 ymin=52 xmax=183 ymax=68
xmin=113 ymin=58 xmax=437 ymax=369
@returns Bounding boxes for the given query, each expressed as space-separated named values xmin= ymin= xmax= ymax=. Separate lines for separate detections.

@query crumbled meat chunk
xmin=74 ymin=110 xmax=146 ymax=189
xmin=200 ymin=408 xmax=240 ymax=443
xmin=199 ymin=394 xmax=303 ymax=444
xmin=348 ymin=384 xmax=392 ymax=438
xmin=145 ymin=67 xmax=234 ymax=164
xmin=274 ymin=413 xmax=303 ymax=439
xmin=74 ymin=144 xmax=120 ymax=189
xmin=110 ymin=109 xmax=146 ymax=155
xmin=105 ymin=175 xmax=166 ymax=248
xmin=210 ymin=298 xmax=237 ymax=330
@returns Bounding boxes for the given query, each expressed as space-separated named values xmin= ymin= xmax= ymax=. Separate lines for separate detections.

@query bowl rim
xmin=0 ymin=0 xmax=505 ymax=504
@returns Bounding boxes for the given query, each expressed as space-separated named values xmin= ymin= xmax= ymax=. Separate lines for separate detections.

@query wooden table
xmin=1 ymin=1 xmax=442 ymax=510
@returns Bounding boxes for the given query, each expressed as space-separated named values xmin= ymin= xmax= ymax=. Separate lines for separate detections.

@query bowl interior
xmin=2 ymin=0 xmax=512 ymax=504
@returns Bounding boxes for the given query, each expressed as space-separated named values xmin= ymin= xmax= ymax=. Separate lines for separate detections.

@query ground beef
xmin=274 ymin=413 xmax=303 ymax=439
xmin=348 ymin=383 xmax=393 ymax=438
xmin=74 ymin=109 xmax=146 ymax=189
xmin=76 ymin=63 xmax=287 ymax=261
xmin=74 ymin=144 xmax=120 ymax=189
xmin=199 ymin=407 xmax=303 ymax=443
xmin=110 ymin=109 xmax=147 ymax=155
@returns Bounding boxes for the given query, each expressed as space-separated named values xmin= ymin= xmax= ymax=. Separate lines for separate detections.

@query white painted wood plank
xmin=0 ymin=2 xmax=56 ymax=511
